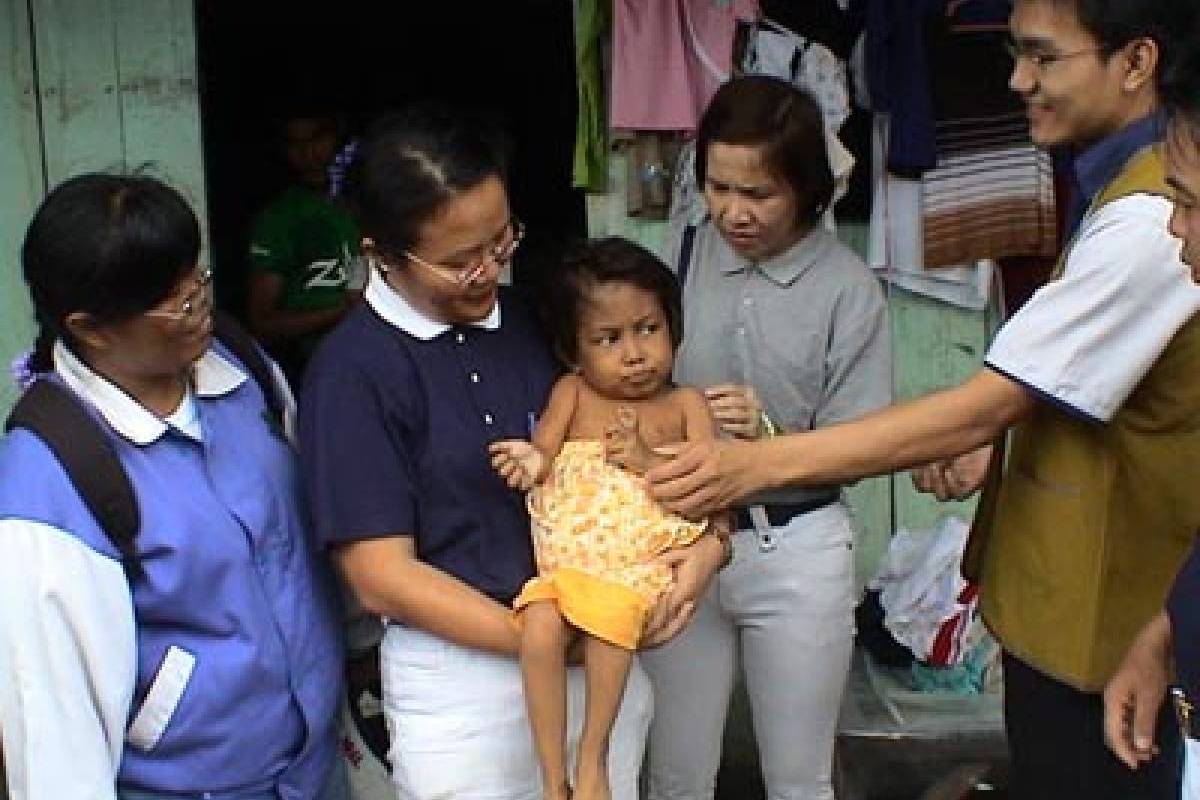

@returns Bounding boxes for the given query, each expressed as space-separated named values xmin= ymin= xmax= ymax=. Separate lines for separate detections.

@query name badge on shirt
xmin=127 ymin=645 xmax=196 ymax=751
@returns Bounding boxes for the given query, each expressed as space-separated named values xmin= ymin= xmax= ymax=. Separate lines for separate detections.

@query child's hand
xmin=489 ymin=440 xmax=545 ymax=490
xmin=604 ymin=405 xmax=657 ymax=474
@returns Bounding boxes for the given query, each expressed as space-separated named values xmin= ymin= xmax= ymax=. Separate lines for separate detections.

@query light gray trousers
xmin=641 ymin=502 xmax=857 ymax=800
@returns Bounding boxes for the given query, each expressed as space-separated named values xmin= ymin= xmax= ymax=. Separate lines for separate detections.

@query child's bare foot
xmin=543 ymin=781 xmax=572 ymax=800
xmin=573 ymin=758 xmax=611 ymax=800
xmin=603 ymin=406 xmax=654 ymax=474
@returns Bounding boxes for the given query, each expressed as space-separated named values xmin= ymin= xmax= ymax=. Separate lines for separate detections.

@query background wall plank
xmin=113 ymin=0 xmax=207 ymax=224
xmin=32 ymin=0 xmax=124 ymax=184
xmin=0 ymin=0 xmax=46 ymax=416
xmin=0 ymin=0 xmax=208 ymax=417
xmin=890 ymin=286 xmax=990 ymax=536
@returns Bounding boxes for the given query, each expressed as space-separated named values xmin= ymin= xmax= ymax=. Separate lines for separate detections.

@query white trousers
xmin=1185 ymin=738 xmax=1200 ymax=800
xmin=380 ymin=623 xmax=653 ymax=800
xmin=641 ymin=502 xmax=857 ymax=800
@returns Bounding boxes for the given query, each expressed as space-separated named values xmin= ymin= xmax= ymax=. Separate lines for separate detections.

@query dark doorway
xmin=194 ymin=1 xmax=583 ymax=317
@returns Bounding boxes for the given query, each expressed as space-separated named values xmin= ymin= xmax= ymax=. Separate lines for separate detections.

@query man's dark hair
xmin=1032 ymin=0 xmax=1198 ymax=55
xmin=1157 ymin=18 xmax=1200 ymax=140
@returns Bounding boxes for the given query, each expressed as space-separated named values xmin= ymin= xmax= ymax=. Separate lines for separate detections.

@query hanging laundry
xmin=610 ymin=0 xmax=759 ymax=133
xmin=665 ymin=139 xmax=703 ymax=257
xmin=740 ymin=17 xmax=856 ymax=221
xmin=920 ymin=7 xmax=1057 ymax=268
xmin=742 ymin=21 xmax=851 ymax=137
xmin=867 ymin=117 xmax=994 ymax=311
xmin=856 ymin=0 xmax=946 ymax=175
xmin=759 ymin=0 xmax=857 ymax=59
xmin=572 ymin=0 xmax=611 ymax=191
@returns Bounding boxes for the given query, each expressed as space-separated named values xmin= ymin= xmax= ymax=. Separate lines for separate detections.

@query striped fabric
xmin=922 ymin=111 xmax=1057 ymax=268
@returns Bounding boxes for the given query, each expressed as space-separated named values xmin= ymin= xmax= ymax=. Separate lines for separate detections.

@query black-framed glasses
xmin=402 ymin=219 xmax=525 ymax=286
xmin=145 ymin=265 xmax=213 ymax=324
xmin=1003 ymin=40 xmax=1105 ymax=72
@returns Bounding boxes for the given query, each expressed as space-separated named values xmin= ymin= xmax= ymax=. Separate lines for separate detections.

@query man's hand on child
xmin=488 ymin=440 xmax=545 ymax=490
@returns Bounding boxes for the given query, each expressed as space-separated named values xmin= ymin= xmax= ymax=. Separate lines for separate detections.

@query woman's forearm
xmin=336 ymin=536 xmax=521 ymax=656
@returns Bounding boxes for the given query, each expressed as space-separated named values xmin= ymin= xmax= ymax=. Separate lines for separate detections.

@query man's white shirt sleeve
xmin=985 ymin=194 xmax=1200 ymax=421
xmin=0 ymin=519 xmax=135 ymax=800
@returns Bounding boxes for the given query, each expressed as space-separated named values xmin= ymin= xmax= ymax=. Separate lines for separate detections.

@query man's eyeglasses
xmin=1004 ymin=40 xmax=1105 ymax=72
xmin=145 ymin=265 xmax=213 ymax=324
xmin=402 ymin=219 xmax=525 ymax=286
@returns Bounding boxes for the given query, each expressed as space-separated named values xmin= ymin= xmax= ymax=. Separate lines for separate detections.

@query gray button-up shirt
xmin=672 ymin=220 xmax=892 ymax=506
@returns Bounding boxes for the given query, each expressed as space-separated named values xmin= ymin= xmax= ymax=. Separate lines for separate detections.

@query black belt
xmin=733 ymin=495 xmax=838 ymax=530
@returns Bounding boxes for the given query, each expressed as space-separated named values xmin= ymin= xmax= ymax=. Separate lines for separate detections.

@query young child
xmin=489 ymin=237 xmax=726 ymax=800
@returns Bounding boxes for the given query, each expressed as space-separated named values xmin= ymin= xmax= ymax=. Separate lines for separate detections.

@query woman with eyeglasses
xmin=296 ymin=105 xmax=726 ymax=800
xmin=0 ymin=174 xmax=346 ymax=800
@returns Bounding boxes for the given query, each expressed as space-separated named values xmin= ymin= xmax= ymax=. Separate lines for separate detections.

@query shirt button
xmin=455 ymin=332 xmax=466 ymax=344
xmin=470 ymin=372 xmax=481 ymax=383
xmin=483 ymin=413 xmax=494 ymax=425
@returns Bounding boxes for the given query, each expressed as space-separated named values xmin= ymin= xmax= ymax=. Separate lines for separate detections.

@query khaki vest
xmin=964 ymin=146 xmax=1200 ymax=690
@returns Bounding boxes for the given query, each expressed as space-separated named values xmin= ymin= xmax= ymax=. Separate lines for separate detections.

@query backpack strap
xmin=4 ymin=314 xmax=280 ymax=580
xmin=212 ymin=310 xmax=284 ymax=424
xmin=677 ymin=223 xmax=698 ymax=289
xmin=5 ymin=380 xmax=144 ymax=579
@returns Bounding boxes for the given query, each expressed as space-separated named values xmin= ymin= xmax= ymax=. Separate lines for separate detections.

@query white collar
xmin=53 ymin=339 xmax=247 ymax=445
xmin=363 ymin=266 xmax=501 ymax=340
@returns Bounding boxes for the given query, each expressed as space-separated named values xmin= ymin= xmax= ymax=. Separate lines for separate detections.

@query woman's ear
xmin=63 ymin=311 xmax=112 ymax=353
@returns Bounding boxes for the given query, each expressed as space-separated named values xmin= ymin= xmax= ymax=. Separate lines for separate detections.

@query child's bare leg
xmin=574 ymin=634 xmax=634 ymax=800
xmin=603 ymin=406 xmax=665 ymax=475
xmin=521 ymin=602 xmax=575 ymax=800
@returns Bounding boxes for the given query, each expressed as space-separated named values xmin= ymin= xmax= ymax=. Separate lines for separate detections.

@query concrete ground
xmin=711 ymin=650 xmax=1009 ymax=800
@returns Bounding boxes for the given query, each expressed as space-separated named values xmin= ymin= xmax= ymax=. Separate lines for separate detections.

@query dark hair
xmin=1026 ymin=0 xmax=1198 ymax=55
xmin=544 ymin=237 xmax=683 ymax=367
xmin=695 ymin=75 xmax=834 ymax=226
xmin=1158 ymin=20 xmax=1200 ymax=142
xmin=22 ymin=173 xmax=200 ymax=369
xmin=346 ymin=103 xmax=510 ymax=260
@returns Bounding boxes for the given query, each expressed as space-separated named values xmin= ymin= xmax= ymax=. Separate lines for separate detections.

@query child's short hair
xmin=545 ymin=237 xmax=683 ymax=367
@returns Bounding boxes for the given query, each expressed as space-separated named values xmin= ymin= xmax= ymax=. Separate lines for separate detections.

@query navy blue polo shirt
xmin=1063 ymin=112 xmax=1163 ymax=239
xmin=298 ymin=280 xmax=558 ymax=603
xmin=1168 ymin=541 xmax=1200 ymax=706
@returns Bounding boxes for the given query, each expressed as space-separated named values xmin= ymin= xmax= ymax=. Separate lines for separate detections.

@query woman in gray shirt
xmin=642 ymin=76 xmax=891 ymax=800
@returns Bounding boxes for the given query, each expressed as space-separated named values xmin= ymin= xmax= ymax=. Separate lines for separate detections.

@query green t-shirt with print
xmin=249 ymin=186 xmax=359 ymax=313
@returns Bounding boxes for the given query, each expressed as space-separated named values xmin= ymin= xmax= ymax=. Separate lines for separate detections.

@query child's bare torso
xmin=566 ymin=381 xmax=689 ymax=447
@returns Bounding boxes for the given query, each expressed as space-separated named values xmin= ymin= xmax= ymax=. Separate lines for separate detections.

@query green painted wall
xmin=0 ymin=0 xmax=43 ymax=415
xmin=0 ymin=0 xmax=205 ymax=416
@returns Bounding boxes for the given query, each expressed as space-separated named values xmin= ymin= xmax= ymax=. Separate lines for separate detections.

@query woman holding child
xmin=297 ymin=104 xmax=727 ymax=800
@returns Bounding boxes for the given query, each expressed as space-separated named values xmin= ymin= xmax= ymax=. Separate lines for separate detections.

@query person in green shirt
xmin=247 ymin=113 xmax=361 ymax=383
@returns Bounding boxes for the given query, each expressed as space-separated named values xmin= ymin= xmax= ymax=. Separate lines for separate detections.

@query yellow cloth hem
xmin=514 ymin=567 xmax=651 ymax=650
